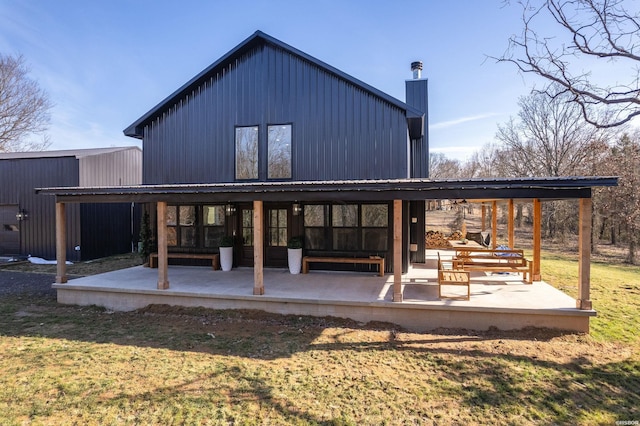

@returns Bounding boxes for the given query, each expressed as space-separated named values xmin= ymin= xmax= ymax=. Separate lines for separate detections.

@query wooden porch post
xmin=253 ymin=200 xmax=264 ymax=295
xmin=533 ymin=199 xmax=542 ymax=281
xmin=481 ymin=204 xmax=486 ymax=232
xmin=577 ymin=198 xmax=593 ymax=309
xmin=156 ymin=201 xmax=169 ymax=289
xmin=393 ymin=199 xmax=403 ymax=302
xmin=55 ymin=202 xmax=67 ymax=284
xmin=508 ymin=199 xmax=515 ymax=249
xmin=491 ymin=201 xmax=498 ymax=249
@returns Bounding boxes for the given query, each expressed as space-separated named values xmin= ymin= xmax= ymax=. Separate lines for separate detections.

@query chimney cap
xmin=410 ymin=61 xmax=423 ymax=71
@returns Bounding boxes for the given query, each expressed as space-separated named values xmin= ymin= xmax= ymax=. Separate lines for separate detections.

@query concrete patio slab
xmin=53 ymin=254 xmax=594 ymax=333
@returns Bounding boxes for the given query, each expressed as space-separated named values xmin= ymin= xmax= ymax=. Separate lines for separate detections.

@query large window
xmin=166 ymin=204 xmax=226 ymax=249
xmin=235 ymin=124 xmax=292 ymax=180
xmin=302 ymin=203 xmax=389 ymax=252
xmin=235 ymin=126 xmax=259 ymax=179
xmin=268 ymin=125 xmax=291 ymax=179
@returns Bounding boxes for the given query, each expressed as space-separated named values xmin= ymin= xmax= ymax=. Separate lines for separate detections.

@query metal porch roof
xmin=36 ymin=176 xmax=618 ymax=204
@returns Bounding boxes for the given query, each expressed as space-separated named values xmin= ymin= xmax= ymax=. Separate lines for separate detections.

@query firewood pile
xmin=425 ymin=230 xmax=463 ymax=248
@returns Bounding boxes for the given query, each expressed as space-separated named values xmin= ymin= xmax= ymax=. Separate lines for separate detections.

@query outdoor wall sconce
xmin=16 ymin=209 xmax=28 ymax=221
xmin=292 ymin=203 xmax=302 ymax=216
xmin=225 ymin=203 xmax=236 ymax=216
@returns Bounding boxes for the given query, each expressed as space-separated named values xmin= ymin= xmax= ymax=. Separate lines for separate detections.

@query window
xmin=332 ymin=204 xmax=358 ymax=250
xmin=203 ymin=205 xmax=225 ymax=248
xmin=361 ymin=204 xmax=388 ymax=251
xmin=242 ymin=209 xmax=253 ymax=246
xmin=235 ymin=126 xmax=259 ymax=179
xmin=304 ymin=205 xmax=326 ymax=250
xmin=268 ymin=208 xmax=288 ymax=247
xmin=268 ymin=125 xmax=291 ymax=179
xmin=302 ymin=203 xmax=389 ymax=253
xmin=165 ymin=204 xmax=227 ymax=249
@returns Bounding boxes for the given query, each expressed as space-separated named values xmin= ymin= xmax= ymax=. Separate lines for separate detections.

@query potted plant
xmin=219 ymin=235 xmax=234 ymax=271
xmin=287 ymin=236 xmax=304 ymax=274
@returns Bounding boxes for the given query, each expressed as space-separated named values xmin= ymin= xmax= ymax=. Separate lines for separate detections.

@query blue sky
xmin=1 ymin=1 xmax=543 ymax=160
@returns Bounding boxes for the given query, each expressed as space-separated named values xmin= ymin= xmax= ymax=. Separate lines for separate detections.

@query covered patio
xmin=53 ymin=250 xmax=593 ymax=332
xmin=38 ymin=177 xmax=617 ymax=333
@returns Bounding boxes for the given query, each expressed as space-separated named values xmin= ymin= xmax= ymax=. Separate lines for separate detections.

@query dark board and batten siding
xmin=143 ymin=44 xmax=410 ymax=185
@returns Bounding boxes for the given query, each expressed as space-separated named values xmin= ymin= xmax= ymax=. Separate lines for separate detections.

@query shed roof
xmin=36 ymin=176 xmax=618 ymax=204
xmin=123 ymin=31 xmax=423 ymax=139
xmin=0 ymin=146 xmax=141 ymax=160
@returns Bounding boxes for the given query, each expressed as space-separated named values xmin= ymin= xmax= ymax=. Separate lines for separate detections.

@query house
xmin=0 ymin=147 xmax=141 ymax=260
xmin=37 ymin=31 xmax=616 ymax=332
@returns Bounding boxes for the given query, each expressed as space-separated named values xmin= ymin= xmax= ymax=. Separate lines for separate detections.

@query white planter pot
xmin=288 ymin=248 xmax=303 ymax=274
xmin=219 ymin=246 xmax=233 ymax=271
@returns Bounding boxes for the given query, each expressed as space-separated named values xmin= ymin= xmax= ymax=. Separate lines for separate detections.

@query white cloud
xmin=430 ymin=113 xmax=502 ymax=130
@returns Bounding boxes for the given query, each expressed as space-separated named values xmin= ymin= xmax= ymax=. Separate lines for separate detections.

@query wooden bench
xmin=149 ymin=252 xmax=220 ymax=270
xmin=437 ymin=252 xmax=470 ymax=300
xmin=454 ymin=248 xmax=533 ymax=284
xmin=302 ymin=256 xmax=385 ymax=276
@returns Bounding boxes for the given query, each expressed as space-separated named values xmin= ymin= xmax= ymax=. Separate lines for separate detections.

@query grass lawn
xmin=0 ymin=251 xmax=638 ymax=424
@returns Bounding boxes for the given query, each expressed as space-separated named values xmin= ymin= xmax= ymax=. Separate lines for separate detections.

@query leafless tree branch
xmin=494 ymin=0 xmax=640 ymax=128
xmin=0 ymin=53 xmax=52 ymax=152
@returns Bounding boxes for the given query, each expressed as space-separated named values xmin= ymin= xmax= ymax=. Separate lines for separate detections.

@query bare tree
xmin=495 ymin=89 xmax=610 ymax=177
xmin=0 ymin=54 xmax=52 ymax=152
xmin=429 ymin=152 xmax=462 ymax=179
xmin=498 ymin=0 xmax=640 ymax=128
xmin=597 ymin=132 xmax=640 ymax=263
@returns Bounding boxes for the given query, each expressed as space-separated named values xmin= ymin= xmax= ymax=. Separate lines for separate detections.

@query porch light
xmin=16 ymin=209 xmax=28 ymax=221
xmin=292 ymin=203 xmax=302 ymax=216
xmin=225 ymin=203 xmax=236 ymax=216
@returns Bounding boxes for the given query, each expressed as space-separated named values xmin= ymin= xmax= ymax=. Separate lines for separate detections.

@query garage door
xmin=0 ymin=205 xmax=20 ymax=255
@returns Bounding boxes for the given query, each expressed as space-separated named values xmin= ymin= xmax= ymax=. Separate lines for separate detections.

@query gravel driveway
xmin=0 ymin=271 xmax=57 ymax=298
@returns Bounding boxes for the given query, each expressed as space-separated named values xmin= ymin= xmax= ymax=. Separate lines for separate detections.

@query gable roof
xmin=0 ymin=146 xmax=141 ymax=160
xmin=124 ymin=30 xmax=423 ymax=139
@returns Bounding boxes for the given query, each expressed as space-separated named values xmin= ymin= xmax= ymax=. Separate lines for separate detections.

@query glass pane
xmin=242 ymin=210 xmax=253 ymax=246
xmin=278 ymin=228 xmax=287 ymax=246
xmin=166 ymin=206 xmax=177 ymax=226
xmin=362 ymin=204 xmax=388 ymax=227
xmin=362 ymin=229 xmax=387 ymax=251
xmin=268 ymin=124 xmax=291 ymax=179
xmin=235 ymin=126 xmax=259 ymax=179
xmin=181 ymin=227 xmax=196 ymax=247
xmin=332 ymin=205 xmax=357 ymax=227
xmin=304 ymin=228 xmax=325 ymax=250
xmin=179 ymin=206 xmax=195 ymax=226
xmin=242 ymin=209 xmax=253 ymax=227
xmin=167 ymin=227 xmax=177 ymax=246
xmin=243 ymin=227 xmax=253 ymax=246
xmin=270 ymin=210 xmax=278 ymax=227
xmin=304 ymin=205 xmax=325 ymax=226
xmin=204 ymin=227 xmax=224 ymax=248
xmin=333 ymin=229 xmax=358 ymax=250
xmin=203 ymin=206 xmax=225 ymax=226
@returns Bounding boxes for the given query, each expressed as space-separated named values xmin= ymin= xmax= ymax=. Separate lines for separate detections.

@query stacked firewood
xmin=425 ymin=230 xmax=464 ymax=248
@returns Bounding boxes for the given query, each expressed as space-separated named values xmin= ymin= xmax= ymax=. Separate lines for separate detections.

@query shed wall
xmin=0 ymin=157 xmax=82 ymax=260
xmin=79 ymin=147 xmax=142 ymax=186
xmin=142 ymin=44 xmax=410 ymax=184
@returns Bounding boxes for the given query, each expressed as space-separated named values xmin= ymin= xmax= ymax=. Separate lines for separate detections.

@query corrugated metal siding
xmin=143 ymin=44 xmax=410 ymax=184
xmin=80 ymin=203 xmax=134 ymax=260
xmin=79 ymin=147 xmax=142 ymax=186
xmin=405 ymin=79 xmax=429 ymax=178
xmin=0 ymin=157 xmax=81 ymax=260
